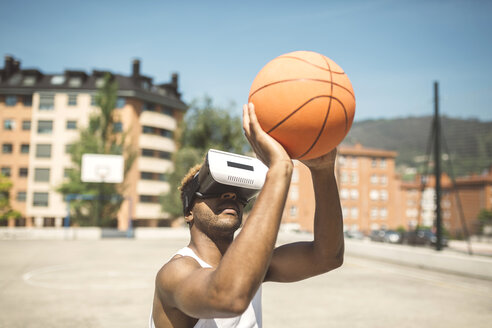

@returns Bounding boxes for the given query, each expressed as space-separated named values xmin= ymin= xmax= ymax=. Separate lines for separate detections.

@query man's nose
xmin=220 ymin=192 xmax=237 ymax=200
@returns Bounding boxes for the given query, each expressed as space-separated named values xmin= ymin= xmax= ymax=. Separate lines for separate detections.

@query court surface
xmin=0 ymin=235 xmax=491 ymax=328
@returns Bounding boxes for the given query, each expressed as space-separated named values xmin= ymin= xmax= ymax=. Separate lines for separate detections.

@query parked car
xmin=344 ymin=230 xmax=365 ymax=240
xmin=369 ymin=230 xmax=387 ymax=242
xmin=403 ymin=229 xmax=448 ymax=247
xmin=369 ymin=230 xmax=402 ymax=244
xmin=383 ymin=230 xmax=403 ymax=244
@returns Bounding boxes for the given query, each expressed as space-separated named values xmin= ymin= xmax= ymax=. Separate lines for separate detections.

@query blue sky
xmin=1 ymin=0 xmax=491 ymax=121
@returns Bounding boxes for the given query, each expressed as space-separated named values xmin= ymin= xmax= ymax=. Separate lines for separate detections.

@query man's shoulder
xmin=156 ymin=254 xmax=205 ymax=289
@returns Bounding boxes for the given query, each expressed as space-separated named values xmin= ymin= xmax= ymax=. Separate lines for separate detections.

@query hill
xmin=342 ymin=116 xmax=492 ymax=177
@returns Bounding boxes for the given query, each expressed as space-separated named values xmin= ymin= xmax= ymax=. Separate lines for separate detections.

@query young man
xmin=150 ymin=103 xmax=344 ymax=328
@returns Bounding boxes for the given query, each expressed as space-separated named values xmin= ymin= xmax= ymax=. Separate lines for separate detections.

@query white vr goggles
xmin=182 ymin=149 xmax=268 ymax=214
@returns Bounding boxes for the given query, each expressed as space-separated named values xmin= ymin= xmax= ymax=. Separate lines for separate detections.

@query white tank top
xmin=150 ymin=247 xmax=262 ymax=328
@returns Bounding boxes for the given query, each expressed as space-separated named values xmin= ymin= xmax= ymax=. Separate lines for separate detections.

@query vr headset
xmin=182 ymin=149 xmax=268 ymax=215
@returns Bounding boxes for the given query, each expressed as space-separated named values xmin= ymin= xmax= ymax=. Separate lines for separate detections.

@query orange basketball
xmin=249 ymin=51 xmax=356 ymax=160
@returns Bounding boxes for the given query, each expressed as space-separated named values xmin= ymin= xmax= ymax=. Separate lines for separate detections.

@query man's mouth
xmin=217 ymin=201 xmax=239 ymax=215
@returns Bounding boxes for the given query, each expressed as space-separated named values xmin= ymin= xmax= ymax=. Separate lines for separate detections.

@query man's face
xmin=189 ymin=192 xmax=245 ymax=237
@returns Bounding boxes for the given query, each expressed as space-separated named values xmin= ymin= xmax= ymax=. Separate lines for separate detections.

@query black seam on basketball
xmin=296 ymin=97 xmax=349 ymax=160
xmin=276 ymin=55 xmax=345 ymax=74
xmin=248 ymin=78 xmax=355 ymax=101
xmin=298 ymin=55 xmax=334 ymax=159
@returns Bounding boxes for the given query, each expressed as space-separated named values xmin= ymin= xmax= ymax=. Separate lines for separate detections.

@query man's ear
xmin=184 ymin=210 xmax=194 ymax=226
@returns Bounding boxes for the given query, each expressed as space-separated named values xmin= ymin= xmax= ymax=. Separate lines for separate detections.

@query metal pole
xmin=434 ymin=81 xmax=443 ymax=251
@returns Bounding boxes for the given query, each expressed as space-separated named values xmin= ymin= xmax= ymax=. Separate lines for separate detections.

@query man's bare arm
xmin=155 ymin=103 xmax=293 ymax=319
xmin=265 ymin=150 xmax=344 ymax=282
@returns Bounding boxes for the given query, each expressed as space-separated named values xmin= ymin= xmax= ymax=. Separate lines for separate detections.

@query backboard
xmin=81 ymin=154 xmax=124 ymax=183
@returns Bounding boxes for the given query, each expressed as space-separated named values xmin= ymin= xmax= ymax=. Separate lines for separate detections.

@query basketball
xmin=248 ymin=51 xmax=356 ymax=160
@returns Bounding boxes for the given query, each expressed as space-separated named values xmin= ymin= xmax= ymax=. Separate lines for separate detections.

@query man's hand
xmin=300 ymin=148 xmax=337 ymax=172
xmin=242 ymin=102 xmax=291 ymax=168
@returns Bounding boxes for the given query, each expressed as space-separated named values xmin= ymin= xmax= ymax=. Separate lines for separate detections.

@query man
xmin=150 ymin=103 xmax=344 ymax=327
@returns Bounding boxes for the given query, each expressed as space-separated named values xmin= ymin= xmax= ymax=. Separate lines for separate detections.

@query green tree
xmin=0 ymin=173 xmax=21 ymax=223
xmin=477 ymin=209 xmax=492 ymax=236
xmin=58 ymin=74 xmax=136 ymax=227
xmin=161 ymin=96 xmax=250 ymax=218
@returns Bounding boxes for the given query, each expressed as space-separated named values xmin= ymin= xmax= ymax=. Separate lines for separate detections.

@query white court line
xmin=22 ymin=263 xmax=156 ymax=291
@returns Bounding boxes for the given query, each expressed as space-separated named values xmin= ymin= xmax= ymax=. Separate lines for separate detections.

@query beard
xmin=192 ymin=202 xmax=243 ymax=239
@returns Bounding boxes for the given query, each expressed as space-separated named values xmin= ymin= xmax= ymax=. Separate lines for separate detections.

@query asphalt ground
xmin=1 ymin=235 xmax=491 ymax=328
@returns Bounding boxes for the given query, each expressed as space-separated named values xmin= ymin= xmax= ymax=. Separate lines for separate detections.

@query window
xmin=6 ymin=95 xmax=17 ymax=106
xmin=16 ymin=191 xmax=26 ymax=202
xmin=370 ymin=207 xmax=378 ymax=219
xmin=91 ymin=94 xmax=97 ymax=106
xmin=34 ymin=168 xmax=50 ymax=182
xmin=95 ymin=78 xmax=104 ymax=88
xmin=380 ymin=175 xmax=388 ymax=185
xmin=23 ymin=76 xmax=36 ymax=86
xmin=139 ymin=195 xmax=159 ymax=203
xmin=116 ymin=97 xmax=125 ymax=108
xmin=51 ymin=76 xmax=65 ymax=85
xmin=140 ymin=172 xmax=154 ymax=180
xmin=3 ymin=119 xmax=15 ymax=130
xmin=23 ymin=95 xmax=33 ymax=106
xmin=33 ymin=192 xmax=49 ymax=207
xmin=65 ymin=144 xmax=73 ymax=153
xmin=39 ymin=94 xmax=54 ymax=110
xmin=380 ymin=208 xmax=388 ymax=219
xmin=350 ymin=189 xmax=359 ymax=200
xmin=66 ymin=120 xmax=77 ymax=130
xmin=158 ymin=151 xmax=171 ymax=159
xmin=371 ymin=158 xmax=377 ymax=168
xmin=291 ymin=168 xmax=299 ymax=183
xmin=141 ymin=149 xmax=154 ymax=157
xmin=143 ymin=102 xmax=155 ymax=111
xmin=1 ymin=167 xmax=11 ymax=177
xmin=351 ymin=157 xmax=358 ymax=168
xmin=406 ymin=208 xmax=418 ymax=218
xmin=340 ymin=188 xmax=349 ymax=200
xmin=338 ymin=155 xmax=346 ymax=167
xmin=22 ymin=120 xmax=31 ymax=130
xmin=67 ymin=94 xmax=77 ymax=106
xmin=340 ymin=171 xmax=349 ymax=184
xmin=380 ymin=190 xmax=388 ymax=201
xmin=113 ymin=122 xmax=122 ymax=132
xmin=162 ymin=106 xmax=173 ymax=116
xmin=351 ymin=207 xmax=359 ymax=219
xmin=2 ymin=143 xmax=13 ymax=154
xmin=140 ymin=149 xmax=171 ymax=160
xmin=19 ymin=167 xmax=28 ymax=177
xmin=20 ymin=144 xmax=29 ymax=154
xmin=35 ymin=144 xmax=51 ymax=158
xmin=68 ymin=77 xmax=82 ymax=87
xmin=370 ymin=190 xmax=379 ymax=201
xmin=37 ymin=120 xmax=53 ymax=134
xmin=370 ymin=174 xmax=378 ymax=185
xmin=380 ymin=158 xmax=387 ymax=168
xmin=289 ymin=186 xmax=299 ymax=201
xmin=64 ymin=168 xmax=73 ymax=178
xmin=160 ymin=129 xmax=173 ymax=138
xmin=342 ymin=206 xmax=349 ymax=218
xmin=140 ymin=172 xmax=167 ymax=181
xmin=289 ymin=206 xmax=298 ymax=218
xmin=350 ymin=172 xmax=358 ymax=185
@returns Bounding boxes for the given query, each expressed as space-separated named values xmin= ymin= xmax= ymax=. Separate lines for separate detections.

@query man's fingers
xmin=242 ymin=104 xmax=251 ymax=136
xmin=247 ymin=103 xmax=262 ymax=136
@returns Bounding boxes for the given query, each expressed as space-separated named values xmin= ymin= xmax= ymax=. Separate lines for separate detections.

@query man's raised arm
xmin=265 ymin=149 xmax=344 ymax=283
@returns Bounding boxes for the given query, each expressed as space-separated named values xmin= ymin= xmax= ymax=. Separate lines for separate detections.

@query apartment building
xmin=282 ymin=143 xmax=398 ymax=234
xmin=400 ymin=170 xmax=492 ymax=237
xmin=0 ymin=55 xmax=187 ymax=229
